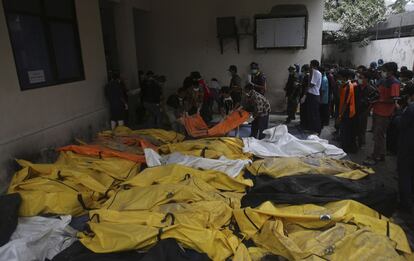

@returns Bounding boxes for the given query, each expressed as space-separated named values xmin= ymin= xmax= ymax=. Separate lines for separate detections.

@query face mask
xmin=337 ymin=80 xmax=343 ymax=86
xmin=193 ymin=87 xmax=200 ymax=91
xmin=251 ymin=69 xmax=258 ymax=74
xmin=357 ymin=79 xmax=364 ymax=85
xmin=178 ymin=97 xmax=183 ymax=101
xmin=381 ymin=72 xmax=388 ymax=79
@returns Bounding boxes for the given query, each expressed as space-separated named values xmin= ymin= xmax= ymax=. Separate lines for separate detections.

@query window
xmin=254 ymin=4 xmax=308 ymax=50
xmin=255 ymin=16 xmax=307 ymax=49
xmin=3 ymin=0 xmax=84 ymax=90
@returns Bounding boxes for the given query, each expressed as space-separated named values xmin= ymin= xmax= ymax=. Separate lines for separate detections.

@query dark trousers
xmin=143 ymin=102 xmax=162 ymax=128
xmin=386 ymin=112 xmax=402 ymax=154
xmin=304 ymin=93 xmax=321 ymax=134
xmin=251 ymin=114 xmax=269 ymax=139
xmin=200 ymin=99 xmax=213 ymax=123
xmin=300 ymin=102 xmax=307 ymax=129
xmin=398 ymin=153 xmax=414 ymax=212
xmin=357 ymin=108 xmax=369 ymax=146
xmin=319 ymin=103 xmax=330 ymax=127
xmin=333 ymin=98 xmax=340 ymax=130
xmin=340 ymin=117 xmax=358 ymax=153
xmin=287 ymin=99 xmax=298 ymax=120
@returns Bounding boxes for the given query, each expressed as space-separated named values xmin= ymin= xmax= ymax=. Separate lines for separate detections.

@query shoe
xmin=363 ymin=156 xmax=385 ymax=166
xmin=363 ymin=159 xmax=377 ymax=166
xmin=377 ymin=156 xmax=386 ymax=162
xmin=363 ymin=156 xmax=378 ymax=166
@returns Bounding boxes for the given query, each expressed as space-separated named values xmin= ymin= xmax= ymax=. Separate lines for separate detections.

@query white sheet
xmin=0 ymin=216 xmax=77 ymax=261
xmin=145 ymin=149 xmax=251 ymax=178
xmin=242 ymin=125 xmax=346 ymax=159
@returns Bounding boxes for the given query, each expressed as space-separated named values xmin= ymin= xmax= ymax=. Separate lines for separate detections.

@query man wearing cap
xmin=285 ymin=65 xmax=300 ymax=123
xmin=248 ymin=62 xmax=267 ymax=95
xmin=369 ymin=61 xmax=380 ymax=86
xmin=228 ymin=65 xmax=242 ymax=108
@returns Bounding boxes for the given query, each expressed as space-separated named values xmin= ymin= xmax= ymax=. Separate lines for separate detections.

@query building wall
xmin=322 ymin=37 xmax=414 ymax=69
xmin=112 ymin=0 xmax=151 ymax=90
xmin=0 ymin=0 xmax=108 ymax=192
xmin=135 ymin=0 xmax=324 ymax=112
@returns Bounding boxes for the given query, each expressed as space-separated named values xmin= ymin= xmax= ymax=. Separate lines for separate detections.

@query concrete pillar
xmin=113 ymin=0 xmax=138 ymax=90
xmin=113 ymin=0 xmax=150 ymax=126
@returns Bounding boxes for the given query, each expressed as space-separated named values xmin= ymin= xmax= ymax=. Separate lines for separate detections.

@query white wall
xmin=323 ymin=37 xmax=414 ymax=69
xmin=134 ymin=0 xmax=324 ymax=112
xmin=0 ymin=0 xmax=108 ymax=192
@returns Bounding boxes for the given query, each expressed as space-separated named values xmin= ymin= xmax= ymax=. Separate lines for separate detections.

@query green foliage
xmin=324 ymin=0 xmax=387 ymax=41
xmin=389 ymin=0 xmax=413 ymax=14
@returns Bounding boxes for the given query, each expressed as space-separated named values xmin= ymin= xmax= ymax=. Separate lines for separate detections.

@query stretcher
xmin=182 ymin=109 xmax=250 ymax=138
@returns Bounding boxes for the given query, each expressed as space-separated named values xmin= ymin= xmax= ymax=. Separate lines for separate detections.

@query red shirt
xmin=372 ymin=77 xmax=400 ymax=117
xmin=198 ymin=79 xmax=212 ymax=101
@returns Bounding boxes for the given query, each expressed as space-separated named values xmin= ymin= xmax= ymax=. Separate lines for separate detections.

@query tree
xmin=324 ymin=0 xmax=387 ymax=42
xmin=389 ymin=0 xmax=414 ymax=14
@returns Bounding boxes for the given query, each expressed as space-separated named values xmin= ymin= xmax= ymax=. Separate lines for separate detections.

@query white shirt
xmin=210 ymin=80 xmax=221 ymax=90
xmin=308 ymin=69 xmax=322 ymax=96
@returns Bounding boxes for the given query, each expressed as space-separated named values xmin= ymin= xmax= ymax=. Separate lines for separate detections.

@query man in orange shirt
xmin=364 ymin=62 xmax=401 ymax=166
xmin=337 ymin=69 xmax=358 ymax=153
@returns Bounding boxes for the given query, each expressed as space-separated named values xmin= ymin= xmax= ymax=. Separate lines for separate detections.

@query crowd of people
xmin=105 ymin=59 xmax=413 ymax=214
xmin=285 ymin=59 xmax=414 ymax=214
xmin=106 ymin=62 xmax=272 ymax=139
